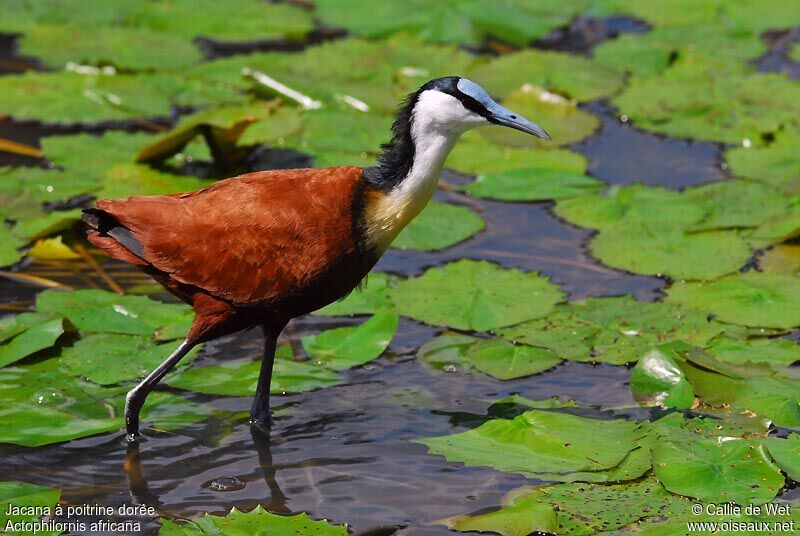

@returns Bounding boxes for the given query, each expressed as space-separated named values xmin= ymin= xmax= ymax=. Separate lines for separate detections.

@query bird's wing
xmin=96 ymin=167 xmax=365 ymax=306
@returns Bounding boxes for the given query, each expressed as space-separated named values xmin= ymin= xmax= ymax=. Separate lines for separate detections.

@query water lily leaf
xmin=392 ymin=202 xmax=484 ymax=251
xmin=416 ymin=410 xmax=648 ymax=478
xmin=98 ymin=164 xmax=211 ymax=199
xmin=631 ymin=347 xmax=695 ymax=409
xmin=36 ymin=289 xmax=193 ymax=337
xmin=302 ymin=311 xmax=398 ymax=371
xmin=446 ymin=132 xmax=587 ymax=176
xmin=666 ymin=272 xmax=800 ymax=329
xmin=137 ymin=101 xmax=278 ymax=166
xmin=390 ymin=259 xmax=564 ymax=332
xmin=416 ymin=332 xmax=479 ymax=372
xmin=19 ymin=25 xmax=203 ymax=70
xmin=166 ymin=347 xmax=341 ymax=397
xmin=0 ymin=481 xmax=60 ymax=535
xmin=725 ymin=130 xmax=800 ymax=193
xmin=765 ymin=434 xmax=800 ymax=482
xmin=652 ymin=438 xmax=784 ymax=505
xmin=464 ymin=339 xmax=561 ymax=380
xmin=652 ymin=411 xmax=771 ymax=442
xmin=237 ymin=106 xmax=304 ymax=148
xmin=60 ymin=335 xmax=196 ymax=386
xmin=27 ymin=236 xmax=80 ymax=261
xmin=499 ymin=296 xmax=723 ymax=365
xmin=589 ymin=224 xmax=752 ymax=280
xmin=459 ymin=166 xmax=603 ymax=201
xmin=553 ymin=184 xmax=707 ymax=231
xmin=705 ymin=337 xmax=800 ymax=368
xmin=313 ymin=0 xmax=583 ymax=47
xmin=0 ymin=227 xmax=26 ymax=267
xmin=314 ymin=273 xmax=396 ymax=317
xmin=684 ymin=179 xmax=792 ymax=232
xmin=613 ymin=56 xmax=800 ymax=143
xmin=0 ymin=314 xmax=64 ymax=368
xmin=470 ymin=49 xmax=624 ymax=101
xmin=0 ymin=168 xmax=99 ymax=209
xmin=480 ymin=86 xmax=599 ymax=148
xmin=485 ymin=395 xmax=580 ymax=411
xmin=443 ymin=477 xmax=680 ymax=536
xmin=759 ymin=244 xmax=800 ymax=276
xmin=160 ymin=505 xmax=347 ymax=536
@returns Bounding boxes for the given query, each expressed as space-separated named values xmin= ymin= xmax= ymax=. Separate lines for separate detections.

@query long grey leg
xmin=125 ymin=339 xmax=196 ymax=441
xmin=250 ymin=325 xmax=281 ymax=427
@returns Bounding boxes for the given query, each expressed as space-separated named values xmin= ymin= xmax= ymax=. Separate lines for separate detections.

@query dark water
xmin=0 ymin=17 xmax=788 ymax=536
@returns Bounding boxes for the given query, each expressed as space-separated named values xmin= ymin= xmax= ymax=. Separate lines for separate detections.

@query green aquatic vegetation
xmin=313 ymin=273 xmax=396 ymax=317
xmin=0 ymin=227 xmax=26 ymax=267
xmin=666 ymin=271 xmax=800 ymax=329
xmin=765 ymin=434 xmax=800 ymax=482
xmin=499 ymin=296 xmax=723 ymax=365
xmin=684 ymin=179 xmax=792 ymax=232
xmin=160 ymin=505 xmax=347 ymax=536
xmin=417 ymin=334 xmax=562 ymax=380
xmin=469 ymin=48 xmax=624 ymax=101
xmin=302 ymin=310 xmax=398 ymax=371
xmin=630 ymin=346 xmax=694 ymax=409
xmin=0 ymin=313 xmax=64 ymax=368
xmin=392 ymin=202 xmax=485 ymax=251
xmin=312 ymin=0 xmax=586 ymax=47
xmin=479 ymin=86 xmax=600 ymax=148
xmin=612 ymin=55 xmax=800 ymax=143
xmin=459 ymin=167 xmax=603 ymax=202
xmin=759 ymin=244 xmax=800 ymax=276
xmin=725 ymin=130 xmax=800 ymax=193
xmin=390 ymin=259 xmax=564 ymax=332
xmin=0 ymin=481 xmax=60 ymax=535
xmin=416 ymin=409 xmax=649 ymax=479
xmin=652 ymin=439 xmax=784 ymax=505
xmin=704 ymin=337 xmax=800 ymax=368
xmin=98 ymin=164 xmax=212 ymax=199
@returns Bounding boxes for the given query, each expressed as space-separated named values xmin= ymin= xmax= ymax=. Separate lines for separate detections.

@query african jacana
xmin=82 ymin=77 xmax=550 ymax=441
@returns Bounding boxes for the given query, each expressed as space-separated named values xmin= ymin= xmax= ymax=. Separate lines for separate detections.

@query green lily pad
xmin=485 ymin=395 xmax=580 ymax=411
xmin=417 ymin=335 xmax=561 ymax=380
xmin=631 ymin=346 xmax=695 ymax=409
xmin=666 ymin=271 xmax=800 ymax=329
xmin=499 ymin=296 xmax=723 ymax=365
xmin=416 ymin=409 xmax=648 ymax=478
xmin=390 ymin=259 xmax=564 ymax=332
xmin=480 ymin=86 xmax=600 ymax=148
xmin=59 ymin=335 xmax=196 ymax=386
xmin=765 ymin=434 xmax=800 ymax=482
xmin=684 ymin=179 xmax=792 ymax=232
xmin=166 ymin=345 xmax=341 ymax=397
xmin=725 ymin=130 xmax=800 ymax=193
xmin=0 ymin=313 xmax=64 ymax=368
xmin=589 ymin=224 xmax=752 ymax=280
xmin=98 ymin=164 xmax=211 ymax=199
xmin=0 ymin=481 xmax=60 ymax=536
xmin=36 ymin=289 xmax=193 ymax=337
xmin=612 ymin=56 xmax=800 ymax=143
xmin=392 ymin=202 xmax=484 ymax=251
xmin=160 ymin=505 xmax=347 ymax=536
xmin=705 ymin=337 xmax=800 ymax=368
xmin=759 ymin=244 xmax=800 ymax=276
xmin=302 ymin=311 xmax=398 ymax=371
xmin=652 ymin=438 xmax=784 ymax=505
xmin=313 ymin=273 xmax=396 ymax=317
xmin=553 ymin=184 xmax=707 ymax=232
xmin=0 ymin=227 xmax=26 ymax=267
xmin=1 ymin=167 xmax=100 ymax=209
xmin=312 ymin=0 xmax=584 ymax=47
xmin=19 ymin=25 xmax=203 ymax=70
xmin=443 ymin=477 xmax=680 ymax=536
xmin=470 ymin=49 xmax=624 ymax=102
xmin=237 ymin=106 xmax=305 ymax=148
xmin=459 ymin=166 xmax=603 ymax=202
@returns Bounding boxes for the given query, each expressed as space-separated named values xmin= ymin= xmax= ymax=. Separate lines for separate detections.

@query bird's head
xmin=411 ymin=76 xmax=550 ymax=140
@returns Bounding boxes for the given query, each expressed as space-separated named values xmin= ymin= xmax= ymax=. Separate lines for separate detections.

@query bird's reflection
xmin=123 ymin=427 xmax=289 ymax=513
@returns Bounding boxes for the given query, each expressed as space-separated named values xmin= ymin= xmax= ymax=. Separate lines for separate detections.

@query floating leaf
xmin=99 ymin=164 xmax=211 ymax=199
xmin=0 ymin=313 xmax=64 ymax=368
xmin=684 ymin=179 xmax=791 ymax=232
xmin=480 ymin=86 xmax=599 ymax=148
xmin=470 ymin=49 xmax=624 ymax=101
xmin=0 ymin=227 xmax=26 ymax=267
xmin=652 ymin=438 xmax=784 ymax=505
xmin=459 ymin=166 xmax=602 ymax=201
xmin=27 ymin=236 xmax=80 ymax=261
xmin=302 ymin=311 xmax=398 ymax=371
xmin=765 ymin=434 xmax=800 ymax=482
xmin=499 ymin=296 xmax=723 ymax=365
xmin=416 ymin=410 xmax=648 ymax=478
xmin=160 ymin=505 xmax=347 ymax=536
xmin=630 ymin=346 xmax=695 ymax=409
xmin=705 ymin=337 xmax=800 ymax=368
xmin=725 ymin=130 xmax=800 ymax=193
xmin=392 ymin=202 xmax=484 ymax=251
xmin=391 ymin=260 xmax=564 ymax=332
xmin=0 ymin=481 xmax=60 ymax=535
xmin=760 ymin=244 xmax=800 ymax=276
xmin=589 ymin=224 xmax=751 ymax=280
xmin=314 ymin=273 xmax=396 ymax=317
xmin=666 ymin=272 xmax=800 ymax=329
xmin=36 ymin=289 xmax=193 ymax=337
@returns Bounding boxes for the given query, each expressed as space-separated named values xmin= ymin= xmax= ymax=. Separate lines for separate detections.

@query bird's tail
xmin=82 ymin=208 xmax=148 ymax=266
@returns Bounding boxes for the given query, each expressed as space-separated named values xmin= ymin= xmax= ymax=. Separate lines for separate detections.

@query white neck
xmin=364 ymin=91 xmax=484 ymax=252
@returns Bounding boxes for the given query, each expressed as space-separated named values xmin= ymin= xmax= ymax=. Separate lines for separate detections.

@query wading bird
xmin=83 ymin=77 xmax=550 ymax=441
